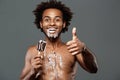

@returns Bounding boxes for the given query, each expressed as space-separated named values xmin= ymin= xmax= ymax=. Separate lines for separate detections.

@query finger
xmin=32 ymin=60 xmax=42 ymax=66
xmin=36 ymin=60 xmax=42 ymax=65
xmin=68 ymin=47 xmax=79 ymax=53
xmin=66 ymin=40 xmax=76 ymax=46
xmin=36 ymin=65 xmax=42 ymax=69
xmin=72 ymin=51 xmax=80 ymax=55
xmin=72 ymin=27 xmax=77 ymax=40
xmin=40 ymin=55 xmax=44 ymax=60
xmin=38 ymin=51 xmax=40 ymax=55
xmin=32 ymin=59 xmax=40 ymax=64
xmin=67 ymin=43 xmax=77 ymax=50
xmin=67 ymin=45 xmax=76 ymax=50
xmin=66 ymin=41 xmax=72 ymax=46
xmin=34 ymin=55 xmax=41 ymax=59
xmin=34 ymin=55 xmax=44 ymax=60
xmin=34 ymin=64 xmax=42 ymax=69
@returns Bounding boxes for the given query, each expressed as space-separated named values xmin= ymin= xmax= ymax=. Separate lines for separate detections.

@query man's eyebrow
xmin=55 ymin=16 xmax=62 ymax=18
xmin=42 ymin=16 xmax=62 ymax=19
xmin=42 ymin=16 xmax=50 ymax=19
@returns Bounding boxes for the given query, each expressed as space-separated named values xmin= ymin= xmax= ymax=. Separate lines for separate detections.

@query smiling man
xmin=20 ymin=0 xmax=98 ymax=80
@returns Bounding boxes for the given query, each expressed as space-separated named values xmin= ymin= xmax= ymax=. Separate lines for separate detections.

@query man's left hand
xmin=66 ymin=27 xmax=85 ymax=55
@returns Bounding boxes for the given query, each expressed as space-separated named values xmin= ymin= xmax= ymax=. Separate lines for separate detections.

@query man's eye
xmin=55 ymin=19 xmax=61 ymax=22
xmin=44 ymin=19 xmax=50 ymax=22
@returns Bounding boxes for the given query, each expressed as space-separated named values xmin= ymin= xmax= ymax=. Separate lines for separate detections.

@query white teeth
xmin=49 ymin=30 xmax=55 ymax=33
xmin=46 ymin=27 xmax=58 ymax=38
xmin=47 ymin=28 xmax=56 ymax=33
xmin=48 ymin=28 xmax=56 ymax=30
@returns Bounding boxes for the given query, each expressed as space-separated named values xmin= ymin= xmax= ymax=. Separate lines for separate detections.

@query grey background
xmin=0 ymin=0 xmax=120 ymax=80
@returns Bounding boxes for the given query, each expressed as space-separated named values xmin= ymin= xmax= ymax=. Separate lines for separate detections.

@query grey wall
xmin=0 ymin=0 xmax=120 ymax=80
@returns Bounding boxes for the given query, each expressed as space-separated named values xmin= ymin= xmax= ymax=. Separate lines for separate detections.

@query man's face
xmin=40 ymin=8 xmax=65 ymax=39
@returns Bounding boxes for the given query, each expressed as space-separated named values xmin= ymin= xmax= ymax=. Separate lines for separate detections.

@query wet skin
xmin=20 ymin=8 xmax=98 ymax=80
xmin=28 ymin=44 xmax=77 ymax=80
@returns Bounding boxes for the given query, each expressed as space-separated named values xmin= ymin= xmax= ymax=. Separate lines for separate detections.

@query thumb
xmin=72 ymin=27 xmax=77 ymax=40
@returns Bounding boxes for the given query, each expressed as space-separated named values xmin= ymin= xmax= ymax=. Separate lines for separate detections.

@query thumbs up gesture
xmin=66 ymin=27 xmax=85 ymax=55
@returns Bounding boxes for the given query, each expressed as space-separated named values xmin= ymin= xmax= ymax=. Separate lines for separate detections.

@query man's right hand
xmin=31 ymin=54 xmax=43 ymax=74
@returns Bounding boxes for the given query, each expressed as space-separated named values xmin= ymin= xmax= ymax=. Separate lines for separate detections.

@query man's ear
xmin=40 ymin=22 xmax=43 ymax=28
xmin=63 ymin=22 xmax=66 ymax=28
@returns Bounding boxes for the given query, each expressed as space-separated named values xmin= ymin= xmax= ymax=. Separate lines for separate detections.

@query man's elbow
xmin=20 ymin=75 xmax=24 ymax=80
xmin=20 ymin=73 xmax=26 ymax=80
xmin=89 ymin=66 xmax=98 ymax=73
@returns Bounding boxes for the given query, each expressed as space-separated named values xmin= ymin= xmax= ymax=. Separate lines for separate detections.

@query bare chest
xmin=43 ymin=48 xmax=75 ymax=71
xmin=36 ymin=46 xmax=77 ymax=80
xmin=33 ymin=45 xmax=76 ymax=70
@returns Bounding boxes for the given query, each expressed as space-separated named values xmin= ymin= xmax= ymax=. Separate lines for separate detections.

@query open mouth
xmin=46 ymin=27 xmax=59 ymax=38
xmin=47 ymin=28 xmax=57 ymax=34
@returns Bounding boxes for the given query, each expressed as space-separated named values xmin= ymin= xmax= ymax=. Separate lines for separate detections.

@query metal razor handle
xmin=37 ymin=40 xmax=46 ymax=52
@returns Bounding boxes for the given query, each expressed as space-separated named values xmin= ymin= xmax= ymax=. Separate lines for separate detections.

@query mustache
xmin=47 ymin=27 xmax=57 ymax=31
xmin=47 ymin=26 xmax=58 ymax=29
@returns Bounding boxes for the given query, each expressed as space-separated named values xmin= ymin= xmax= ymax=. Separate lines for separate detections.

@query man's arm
xmin=66 ymin=27 xmax=98 ymax=73
xmin=20 ymin=47 xmax=40 ymax=80
xmin=75 ymin=47 xmax=98 ymax=73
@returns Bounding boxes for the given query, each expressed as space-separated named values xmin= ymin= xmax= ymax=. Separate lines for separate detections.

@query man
xmin=20 ymin=0 xmax=98 ymax=80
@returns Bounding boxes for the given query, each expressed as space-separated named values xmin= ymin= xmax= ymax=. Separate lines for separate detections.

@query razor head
xmin=37 ymin=40 xmax=46 ymax=51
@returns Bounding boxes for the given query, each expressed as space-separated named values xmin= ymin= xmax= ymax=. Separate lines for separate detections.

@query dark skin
xmin=20 ymin=8 xmax=98 ymax=80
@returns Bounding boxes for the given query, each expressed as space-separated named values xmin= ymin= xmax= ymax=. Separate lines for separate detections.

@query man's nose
xmin=50 ymin=20 xmax=55 ymax=25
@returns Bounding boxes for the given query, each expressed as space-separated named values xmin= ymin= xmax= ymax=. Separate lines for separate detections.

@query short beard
xmin=47 ymin=32 xmax=58 ymax=39
xmin=44 ymin=31 xmax=62 ymax=42
xmin=47 ymin=33 xmax=60 ymax=41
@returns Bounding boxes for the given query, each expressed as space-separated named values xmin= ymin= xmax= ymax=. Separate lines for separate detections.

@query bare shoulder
xmin=25 ymin=45 xmax=38 ymax=60
xmin=27 ymin=45 xmax=37 ymax=53
xmin=62 ymin=42 xmax=68 ymax=48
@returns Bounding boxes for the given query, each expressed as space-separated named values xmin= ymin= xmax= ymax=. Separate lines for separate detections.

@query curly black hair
xmin=33 ymin=0 xmax=73 ymax=33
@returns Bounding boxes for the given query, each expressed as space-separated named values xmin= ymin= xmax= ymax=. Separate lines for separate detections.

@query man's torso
xmin=31 ymin=43 xmax=77 ymax=80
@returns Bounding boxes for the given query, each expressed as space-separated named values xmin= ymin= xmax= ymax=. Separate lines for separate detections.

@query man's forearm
xmin=20 ymin=70 xmax=37 ymax=80
xmin=82 ymin=47 xmax=98 ymax=73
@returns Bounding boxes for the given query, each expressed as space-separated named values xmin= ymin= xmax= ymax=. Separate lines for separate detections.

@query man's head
xmin=39 ymin=8 xmax=65 ymax=39
xmin=33 ymin=0 xmax=73 ymax=33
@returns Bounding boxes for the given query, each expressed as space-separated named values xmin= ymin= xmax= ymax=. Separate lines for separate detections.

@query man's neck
xmin=45 ymin=37 xmax=63 ymax=50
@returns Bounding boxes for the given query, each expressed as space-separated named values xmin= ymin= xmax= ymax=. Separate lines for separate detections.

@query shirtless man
xmin=20 ymin=0 xmax=98 ymax=80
